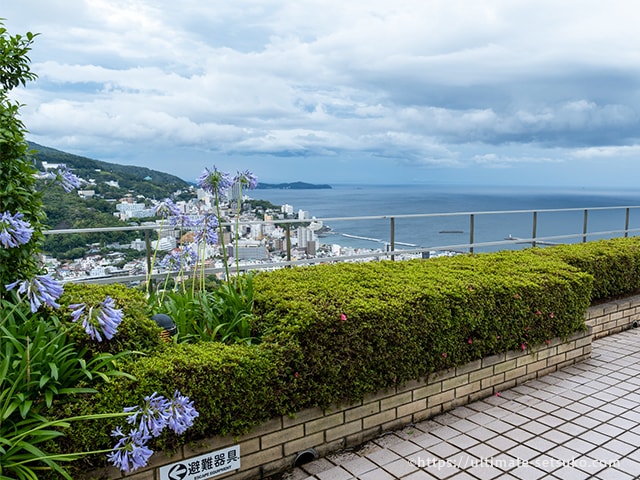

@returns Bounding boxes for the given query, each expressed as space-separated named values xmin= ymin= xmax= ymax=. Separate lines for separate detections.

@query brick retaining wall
xmin=99 ymin=296 xmax=640 ymax=480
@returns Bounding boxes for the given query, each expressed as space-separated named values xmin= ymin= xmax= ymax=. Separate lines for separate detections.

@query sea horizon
xmin=250 ymin=184 xmax=640 ymax=252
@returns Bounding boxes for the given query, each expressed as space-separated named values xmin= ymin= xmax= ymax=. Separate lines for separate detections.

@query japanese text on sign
xmin=159 ymin=445 xmax=240 ymax=480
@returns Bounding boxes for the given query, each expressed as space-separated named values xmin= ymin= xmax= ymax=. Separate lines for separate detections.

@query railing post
xmin=625 ymin=208 xmax=630 ymax=238
xmin=144 ymin=229 xmax=152 ymax=274
xmin=532 ymin=211 xmax=538 ymax=247
xmin=285 ymin=224 xmax=292 ymax=263
xmin=583 ymin=209 xmax=588 ymax=243
xmin=390 ymin=217 xmax=395 ymax=261
xmin=469 ymin=214 xmax=475 ymax=254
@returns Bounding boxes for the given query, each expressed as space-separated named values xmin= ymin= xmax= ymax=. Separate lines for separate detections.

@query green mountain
xmin=28 ymin=142 xmax=191 ymax=199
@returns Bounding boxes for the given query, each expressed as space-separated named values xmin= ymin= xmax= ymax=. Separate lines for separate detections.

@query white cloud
xmin=4 ymin=0 xmax=640 ymax=185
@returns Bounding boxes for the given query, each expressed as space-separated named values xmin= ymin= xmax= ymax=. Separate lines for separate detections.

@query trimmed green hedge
xmin=252 ymin=250 xmax=592 ymax=407
xmin=532 ymin=237 xmax=640 ymax=301
xmin=56 ymin=246 xmax=601 ymax=473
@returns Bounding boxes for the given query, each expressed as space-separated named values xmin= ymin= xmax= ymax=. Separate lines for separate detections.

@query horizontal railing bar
xmin=43 ymin=205 xmax=640 ymax=235
xmin=66 ymin=226 xmax=640 ymax=285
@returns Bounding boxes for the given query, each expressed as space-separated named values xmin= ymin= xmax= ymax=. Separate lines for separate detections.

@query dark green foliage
xmin=148 ymin=273 xmax=259 ymax=344
xmin=46 ymin=243 xmax=640 ymax=470
xmin=252 ymin=250 xmax=593 ymax=407
xmin=29 ymin=142 xmax=191 ymax=199
xmin=532 ymin=237 xmax=640 ymax=301
xmin=58 ymin=283 xmax=165 ymax=356
xmin=0 ymin=23 xmax=43 ymax=292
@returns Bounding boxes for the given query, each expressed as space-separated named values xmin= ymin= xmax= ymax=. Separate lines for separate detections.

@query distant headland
xmin=255 ymin=182 xmax=332 ymax=190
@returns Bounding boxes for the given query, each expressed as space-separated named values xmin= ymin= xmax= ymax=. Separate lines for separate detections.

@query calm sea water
xmin=251 ymin=184 xmax=640 ymax=252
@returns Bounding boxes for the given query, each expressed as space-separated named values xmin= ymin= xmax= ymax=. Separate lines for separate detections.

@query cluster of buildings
xmin=45 ymin=179 xmax=392 ymax=282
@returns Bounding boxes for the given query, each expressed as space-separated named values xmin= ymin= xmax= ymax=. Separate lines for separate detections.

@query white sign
xmin=159 ymin=445 xmax=240 ymax=480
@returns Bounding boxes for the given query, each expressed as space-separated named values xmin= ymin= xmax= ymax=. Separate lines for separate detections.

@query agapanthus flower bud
xmin=0 ymin=211 xmax=34 ymax=248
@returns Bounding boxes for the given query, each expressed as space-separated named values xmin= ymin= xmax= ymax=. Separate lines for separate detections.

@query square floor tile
xmin=550 ymin=465 xmax=592 ymax=480
xmin=389 ymin=440 xmax=422 ymax=457
xmin=508 ymin=463 xmax=546 ymax=480
xmin=541 ymin=429 xmax=572 ymax=445
xmin=601 ymin=438 xmax=636 ymax=456
xmin=578 ymin=430 xmax=610 ymax=446
xmin=563 ymin=439 xmax=597 ymax=457
xmin=358 ymin=468 xmax=395 ymax=480
xmin=467 ymin=443 xmax=500 ymax=460
xmin=447 ymin=433 xmax=480 ymax=450
xmin=571 ymin=416 xmax=600 ymax=430
xmin=465 ymin=464 xmax=503 ymax=479
xmin=466 ymin=427 xmax=497 ymax=442
xmin=484 ymin=420 xmax=513 ymax=434
xmin=382 ymin=458 xmax=419 ymax=477
xmin=413 ymin=433 xmax=442 ymax=449
xmin=426 ymin=441 xmax=461 ymax=459
xmin=486 ymin=434 xmax=518 ymax=452
xmin=365 ymin=448 xmax=402 ymax=467
xmin=317 ymin=466 xmax=354 ymax=480
xmin=341 ymin=456 xmax=378 ymax=476
xmin=525 ymin=436 xmax=555 ymax=453
xmin=504 ymin=428 xmax=536 ymax=443
xmin=509 ymin=444 xmax=539 ymax=462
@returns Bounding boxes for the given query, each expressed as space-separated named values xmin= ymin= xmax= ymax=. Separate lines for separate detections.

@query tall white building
xmin=297 ymin=227 xmax=316 ymax=248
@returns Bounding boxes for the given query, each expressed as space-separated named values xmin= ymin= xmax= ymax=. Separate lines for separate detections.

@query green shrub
xmin=252 ymin=250 xmax=592 ymax=407
xmin=532 ymin=237 xmax=640 ymax=302
xmin=58 ymin=283 xmax=165 ymax=355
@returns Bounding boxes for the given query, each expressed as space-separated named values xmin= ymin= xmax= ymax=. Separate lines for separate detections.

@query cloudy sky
xmin=4 ymin=1 xmax=640 ymax=187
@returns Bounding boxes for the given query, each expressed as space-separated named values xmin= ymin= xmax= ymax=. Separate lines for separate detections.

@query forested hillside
xmin=27 ymin=143 xmax=193 ymax=259
xmin=29 ymin=142 xmax=191 ymax=199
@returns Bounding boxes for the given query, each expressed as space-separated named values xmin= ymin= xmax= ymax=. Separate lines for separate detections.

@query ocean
xmin=250 ymin=184 xmax=640 ymax=252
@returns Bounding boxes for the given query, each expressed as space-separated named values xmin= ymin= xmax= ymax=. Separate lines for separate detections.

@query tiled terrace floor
xmin=282 ymin=328 xmax=640 ymax=480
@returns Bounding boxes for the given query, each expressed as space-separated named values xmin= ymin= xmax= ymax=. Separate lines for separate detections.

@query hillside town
xmin=40 ymin=163 xmax=395 ymax=282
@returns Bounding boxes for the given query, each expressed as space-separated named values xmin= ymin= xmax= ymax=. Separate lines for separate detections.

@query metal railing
xmin=43 ymin=205 xmax=640 ymax=284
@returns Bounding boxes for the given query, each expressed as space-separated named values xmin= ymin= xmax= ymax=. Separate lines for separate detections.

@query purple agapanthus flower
xmin=193 ymin=214 xmax=219 ymax=246
xmin=108 ymin=390 xmax=198 ymax=471
xmin=69 ymin=295 xmax=123 ymax=342
xmin=0 ymin=211 xmax=34 ymax=248
xmin=234 ymin=170 xmax=258 ymax=190
xmin=196 ymin=166 xmax=233 ymax=197
xmin=107 ymin=426 xmax=153 ymax=473
xmin=56 ymin=164 xmax=82 ymax=192
xmin=166 ymin=390 xmax=200 ymax=435
xmin=5 ymin=274 xmax=63 ymax=313
xmin=125 ymin=392 xmax=171 ymax=438
xmin=154 ymin=198 xmax=181 ymax=219
xmin=159 ymin=246 xmax=197 ymax=271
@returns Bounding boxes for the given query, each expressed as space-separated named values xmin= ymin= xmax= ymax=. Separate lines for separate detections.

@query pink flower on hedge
xmin=441 ymin=352 xmax=448 ymax=358
xmin=340 ymin=313 xmax=347 ymax=321
xmin=549 ymin=312 xmax=554 ymax=318
xmin=467 ymin=338 xmax=473 ymax=345
xmin=535 ymin=310 xmax=542 ymax=315
xmin=521 ymin=343 xmax=527 ymax=350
